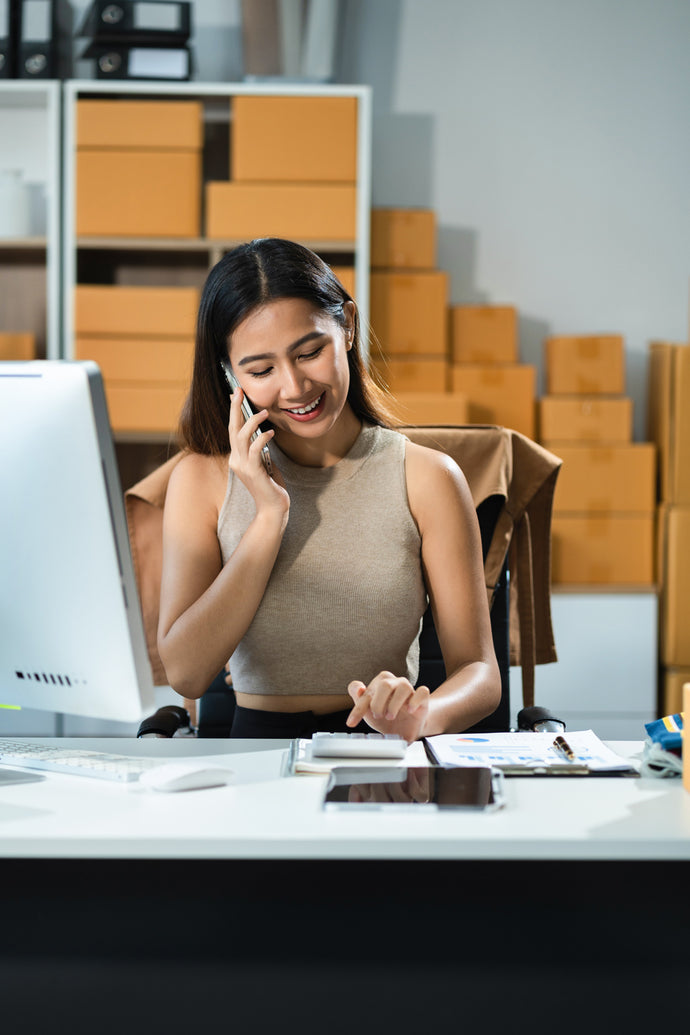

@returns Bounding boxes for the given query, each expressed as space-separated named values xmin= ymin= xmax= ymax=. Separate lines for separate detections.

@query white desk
xmin=1 ymin=737 xmax=689 ymax=860
xmin=2 ymin=738 xmax=689 ymax=1032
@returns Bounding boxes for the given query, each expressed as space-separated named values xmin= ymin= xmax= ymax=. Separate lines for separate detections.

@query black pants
xmin=229 ymin=703 xmax=369 ymax=739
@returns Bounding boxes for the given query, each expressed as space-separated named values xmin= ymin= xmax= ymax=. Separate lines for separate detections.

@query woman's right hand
xmin=227 ymin=388 xmax=290 ymax=520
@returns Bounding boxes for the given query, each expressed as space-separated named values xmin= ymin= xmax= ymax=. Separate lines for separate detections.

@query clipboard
xmin=424 ymin=730 xmax=639 ymax=777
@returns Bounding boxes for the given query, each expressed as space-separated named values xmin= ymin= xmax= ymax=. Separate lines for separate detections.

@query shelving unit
xmin=0 ymin=81 xmax=61 ymax=359
xmin=61 ymin=81 xmax=372 ymax=457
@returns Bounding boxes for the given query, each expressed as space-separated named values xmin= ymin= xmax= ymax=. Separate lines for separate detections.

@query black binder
xmin=15 ymin=0 xmax=72 ymax=78
xmin=83 ymin=42 xmax=192 ymax=80
xmin=0 ymin=0 xmax=14 ymax=77
xmin=77 ymin=0 xmax=191 ymax=46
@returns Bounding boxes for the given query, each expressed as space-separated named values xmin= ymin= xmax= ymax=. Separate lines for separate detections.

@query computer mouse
xmin=138 ymin=761 xmax=235 ymax=793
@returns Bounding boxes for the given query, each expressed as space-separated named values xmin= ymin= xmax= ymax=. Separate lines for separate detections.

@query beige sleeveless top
xmin=217 ymin=423 xmax=428 ymax=697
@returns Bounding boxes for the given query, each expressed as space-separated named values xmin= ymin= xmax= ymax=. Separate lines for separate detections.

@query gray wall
xmin=338 ymin=0 xmax=690 ymax=438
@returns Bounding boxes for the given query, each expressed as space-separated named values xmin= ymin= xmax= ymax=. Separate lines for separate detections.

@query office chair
xmin=129 ymin=424 xmax=562 ymax=739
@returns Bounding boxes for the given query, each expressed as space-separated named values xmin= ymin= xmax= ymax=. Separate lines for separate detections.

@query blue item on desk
xmin=644 ymin=713 xmax=684 ymax=754
xmin=640 ymin=712 xmax=684 ymax=778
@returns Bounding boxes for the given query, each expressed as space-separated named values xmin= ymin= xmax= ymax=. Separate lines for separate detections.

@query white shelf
xmin=0 ymin=237 xmax=48 ymax=249
xmin=0 ymin=81 xmax=61 ymax=359
xmin=62 ymin=80 xmax=372 ymax=363
xmin=75 ymin=236 xmax=359 ymax=253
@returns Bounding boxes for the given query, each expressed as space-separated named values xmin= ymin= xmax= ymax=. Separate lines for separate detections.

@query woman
xmin=158 ymin=238 xmax=501 ymax=740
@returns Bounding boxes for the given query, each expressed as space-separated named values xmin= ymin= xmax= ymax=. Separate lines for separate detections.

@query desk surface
xmin=1 ymin=737 xmax=688 ymax=861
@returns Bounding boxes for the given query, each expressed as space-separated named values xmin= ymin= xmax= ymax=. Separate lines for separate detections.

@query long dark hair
xmin=179 ymin=238 xmax=394 ymax=455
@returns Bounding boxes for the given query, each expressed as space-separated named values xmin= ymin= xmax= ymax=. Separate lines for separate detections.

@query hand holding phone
xmin=220 ymin=359 xmax=273 ymax=476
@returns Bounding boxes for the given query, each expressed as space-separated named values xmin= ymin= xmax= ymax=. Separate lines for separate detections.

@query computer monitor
xmin=0 ymin=360 xmax=155 ymax=724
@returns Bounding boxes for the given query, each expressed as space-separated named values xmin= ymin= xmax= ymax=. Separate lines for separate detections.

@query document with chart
xmin=425 ymin=730 xmax=638 ymax=775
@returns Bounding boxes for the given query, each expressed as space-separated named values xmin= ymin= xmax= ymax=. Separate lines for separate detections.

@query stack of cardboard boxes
xmin=76 ymin=99 xmax=203 ymax=238
xmin=74 ymin=284 xmax=199 ymax=433
xmin=206 ymin=95 xmax=357 ymax=255
xmin=74 ymin=98 xmax=204 ymax=432
xmin=647 ymin=341 xmax=690 ymax=713
xmin=369 ymin=207 xmax=541 ymax=432
xmin=448 ymin=303 xmax=536 ymax=438
xmin=369 ymin=207 xmax=467 ymax=424
xmin=538 ymin=334 xmax=656 ymax=585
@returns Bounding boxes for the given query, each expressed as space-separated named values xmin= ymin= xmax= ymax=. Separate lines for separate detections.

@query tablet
xmin=323 ymin=765 xmax=505 ymax=811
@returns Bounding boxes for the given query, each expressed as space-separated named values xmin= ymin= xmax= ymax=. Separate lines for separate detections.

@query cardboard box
xmin=545 ymin=334 xmax=625 ymax=394
xmin=551 ymin=514 xmax=655 ymax=585
xmin=450 ymin=305 xmax=518 ymax=364
xmin=330 ymin=266 xmax=355 ymax=298
xmin=74 ymin=283 xmax=197 ymax=433
xmin=370 ymin=271 xmax=448 ymax=356
xmin=647 ymin=342 xmax=690 ymax=505
xmin=231 ymin=96 xmax=357 ymax=182
xmin=370 ymin=208 xmax=436 ymax=269
xmin=658 ymin=505 xmax=690 ymax=666
xmin=104 ymin=383 xmax=188 ymax=434
xmin=661 ymin=669 xmax=690 ymax=715
xmin=77 ymin=100 xmax=203 ymax=150
xmin=388 ymin=392 xmax=468 ymax=426
xmin=205 ymin=182 xmax=356 ymax=242
xmin=450 ymin=364 xmax=536 ymax=439
xmin=75 ymin=337 xmax=194 ymax=384
xmin=75 ymin=285 xmax=199 ymax=338
xmin=539 ymin=395 xmax=632 ymax=443
xmin=0 ymin=332 xmax=35 ymax=360
xmin=552 ymin=444 xmax=656 ymax=514
xmin=371 ymin=357 xmax=448 ymax=393
xmin=77 ymin=150 xmax=201 ymax=237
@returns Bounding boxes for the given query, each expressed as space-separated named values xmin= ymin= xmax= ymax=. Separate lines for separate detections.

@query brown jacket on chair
xmin=124 ymin=425 xmax=561 ymax=710
xmin=402 ymin=426 xmax=562 ymax=706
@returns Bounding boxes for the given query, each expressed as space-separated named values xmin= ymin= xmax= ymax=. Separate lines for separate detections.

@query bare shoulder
xmin=404 ymin=439 xmax=472 ymax=497
xmin=168 ymin=450 xmax=227 ymax=488
xmin=166 ymin=451 xmax=229 ymax=518
xmin=403 ymin=440 xmax=474 ymax=530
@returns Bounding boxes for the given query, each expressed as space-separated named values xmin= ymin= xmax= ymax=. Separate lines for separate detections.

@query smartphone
xmin=220 ymin=359 xmax=273 ymax=476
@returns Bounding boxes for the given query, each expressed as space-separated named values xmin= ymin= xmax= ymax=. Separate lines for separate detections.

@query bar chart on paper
xmin=425 ymin=731 xmax=637 ymax=773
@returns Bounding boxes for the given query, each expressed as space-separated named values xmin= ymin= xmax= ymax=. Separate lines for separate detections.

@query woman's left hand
xmin=346 ymin=672 xmax=430 ymax=742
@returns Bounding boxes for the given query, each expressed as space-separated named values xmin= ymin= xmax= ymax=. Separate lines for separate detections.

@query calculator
xmin=310 ymin=732 xmax=408 ymax=759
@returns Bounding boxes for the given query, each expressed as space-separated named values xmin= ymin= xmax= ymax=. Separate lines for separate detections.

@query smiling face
xmin=227 ymin=296 xmax=361 ymax=465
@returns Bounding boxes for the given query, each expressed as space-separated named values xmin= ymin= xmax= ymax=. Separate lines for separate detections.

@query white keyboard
xmin=0 ymin=740 xmax=161 ymax=783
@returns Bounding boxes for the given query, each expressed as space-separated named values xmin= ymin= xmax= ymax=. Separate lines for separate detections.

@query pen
xmin=553 ymin=735 xmax=576 ymax=761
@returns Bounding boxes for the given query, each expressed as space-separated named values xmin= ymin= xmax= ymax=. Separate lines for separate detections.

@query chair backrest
xmin=402 ymin=425 xmax=562 ymax=708
xmin=416 ymin=494 xmax=511 ymax=733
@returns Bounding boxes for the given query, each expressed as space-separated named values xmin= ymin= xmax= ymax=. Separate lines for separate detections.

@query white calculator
xmin=311 ymin=732 xmax=408 ymax=759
